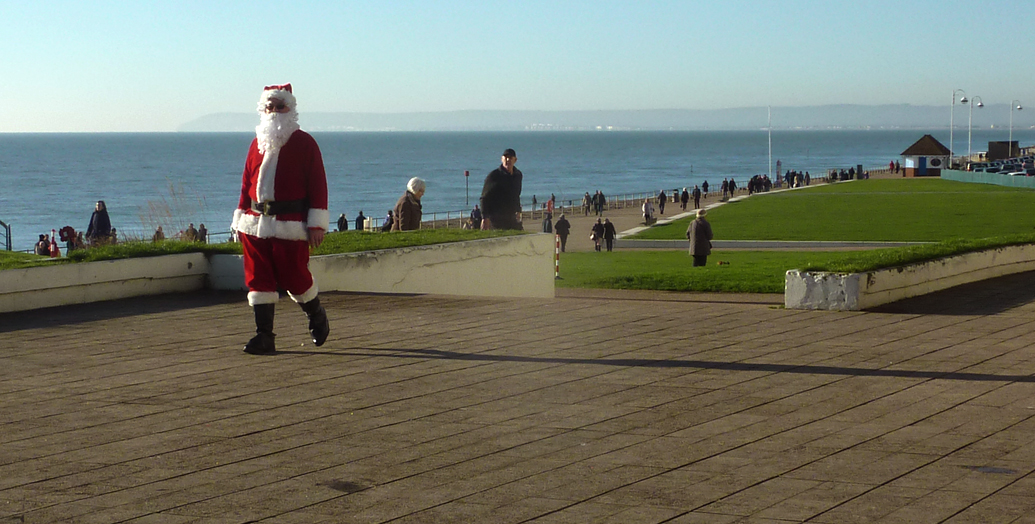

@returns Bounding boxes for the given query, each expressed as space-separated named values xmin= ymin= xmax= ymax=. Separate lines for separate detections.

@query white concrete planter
xmin=786 ymin=244 xmax=1035 ymax=310
xmin=0 ymin=253 xmax=210 ymax=313
xmin=1 ymin=234 xmax=555 ymax=313
xmin=210 ymin=233 xmax=556 ymax=299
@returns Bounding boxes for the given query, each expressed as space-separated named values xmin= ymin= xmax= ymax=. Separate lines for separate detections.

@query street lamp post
xmin=950 ymin=89 xmax=967 ymax=167
xmin=967 ymin=96 xmax=983 ymax=162
xmin=1010 ymin=100 xmax=1023 ymax=158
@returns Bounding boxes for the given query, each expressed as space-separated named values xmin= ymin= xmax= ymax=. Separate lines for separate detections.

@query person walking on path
xmin=480 ymin=148 xmax=523 ymax=230
xmin=582 ymin=192 xmax=592 ymax=216
xmin=641 ymin=198 xmax=654 ymax=224
xmin=720 ymin=179 xmax=729 ymax=200
xmin=392 ymin=177 xmax=425 ymax=231
xmin=680 ymin=188 xmax=690 ymax=211
xmin=686 ymin=208 xmax=713 ymax=267
xmin=86 ymin=200 xmax=112 ymax=246
xmin=231 ymin=83 xmax=330 ymax=355
xmin=657 ymin=190 xmax=666 ymax=215
xmin=729 ymin=178 xmax=737 ymax=196
xmin=354 ymin=211 xmax=366 ymax=231
xmin=34 ymin=234 xmax=49 ymax=256
xmin=469 ymin=205 xmax=482 ymax=229
xmin=702 ymin=180 xmax=709 ymax=198
xmin=692 ymin=185 xmax=702 ymax=209
xmin=554 ymin=213 xmax=570 ymax=252
xmin=603 ymin=218 xmax=617 ymax=252
xmin=591 ymin=218 xmax=605 ymax=252
xmin=337 ymin=214 xmax=348 ymax=232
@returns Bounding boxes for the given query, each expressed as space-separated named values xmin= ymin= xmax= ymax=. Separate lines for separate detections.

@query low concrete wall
xmin=209 ymin=234 xmax=556 ymax=298
xmin=0 ymin=253 xmax=210 ymax=313
xmin=786 ymin=244 xmax=1035 ymax=310
xmin=941 ymin=169 xmax=1035 ymax=189
xmin=0 ymin=234 xmax=555 ymax=313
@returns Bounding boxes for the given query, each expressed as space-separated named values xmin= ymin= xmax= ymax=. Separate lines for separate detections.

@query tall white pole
xmin=768 ymin=106 xmax=772 ymax=179
xmin=949 ymin=90 xmax=955 ymax=165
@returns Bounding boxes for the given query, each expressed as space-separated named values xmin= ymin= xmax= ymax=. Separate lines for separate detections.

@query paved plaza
xmin=3 ymin=270 xmax=1035 ymax=523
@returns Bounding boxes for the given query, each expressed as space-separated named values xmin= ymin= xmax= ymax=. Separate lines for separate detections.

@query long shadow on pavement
xmin=869 ymin=270 xmax=1035 ymax=316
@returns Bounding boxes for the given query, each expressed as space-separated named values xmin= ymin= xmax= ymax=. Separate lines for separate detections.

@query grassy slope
xmin=635 ymin=179 xmax=1035 ymax=241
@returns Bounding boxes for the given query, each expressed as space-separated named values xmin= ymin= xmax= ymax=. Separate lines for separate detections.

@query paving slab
xmin=2 ymin=272 xmax=1035 ymax=522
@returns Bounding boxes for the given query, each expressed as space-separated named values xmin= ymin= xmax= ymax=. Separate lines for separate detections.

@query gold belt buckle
xmin=260 ymin=200 xmax=273 ymax=216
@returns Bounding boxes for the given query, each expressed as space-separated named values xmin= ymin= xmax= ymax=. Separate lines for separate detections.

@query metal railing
xmin=0 ymin=220 xmax=10 ymax=251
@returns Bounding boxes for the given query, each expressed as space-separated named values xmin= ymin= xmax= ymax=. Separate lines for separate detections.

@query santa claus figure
xmin=231 ymin=83 xmax=330 ymax=355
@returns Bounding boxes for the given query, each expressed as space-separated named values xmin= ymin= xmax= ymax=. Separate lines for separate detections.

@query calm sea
xmin=1 ymin=129 xmax=1031 ymax=251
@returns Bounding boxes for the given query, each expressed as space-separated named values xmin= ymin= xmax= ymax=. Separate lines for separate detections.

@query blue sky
xmin=6 ymin=0 xmax=1034 ymax=132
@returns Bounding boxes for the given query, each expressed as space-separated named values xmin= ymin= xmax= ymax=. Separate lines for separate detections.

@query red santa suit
xmin=231 ymin=127 xmax=329 ymax=306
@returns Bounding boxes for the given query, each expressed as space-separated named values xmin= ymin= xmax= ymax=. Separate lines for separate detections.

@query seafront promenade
xmin=4 ymin=274 xmax=1035 ymax=522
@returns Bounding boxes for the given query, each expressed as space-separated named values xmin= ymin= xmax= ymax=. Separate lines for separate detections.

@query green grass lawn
xmin=634 ymin=179 xmax=1035 ymax=241
xmin=557 ymin=250 xmax=864 ymax=293
xmin=0 ymin=229 xmax=527 ymax=271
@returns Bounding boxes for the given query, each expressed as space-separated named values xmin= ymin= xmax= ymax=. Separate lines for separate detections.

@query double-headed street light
xmin=967 ymin=96 xmax=983 ymax=162
xmin=1010 ymin=100 xmax=1023 ymax=157
xmin=950 ymin=89 xmax=967 ymax=166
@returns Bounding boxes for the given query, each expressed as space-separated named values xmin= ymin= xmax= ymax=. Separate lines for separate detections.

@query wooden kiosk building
xmin=900 ymin=134 xmax=951 ymax=177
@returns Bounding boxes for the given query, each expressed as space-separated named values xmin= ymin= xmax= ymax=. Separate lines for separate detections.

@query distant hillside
xmin=178 ymin=104 xmax=1035 ymax=132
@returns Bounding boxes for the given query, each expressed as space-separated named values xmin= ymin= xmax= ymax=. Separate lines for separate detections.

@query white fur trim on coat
xmin=288 ymin=283 xmax=318 ymax=304
xmin=255 ymin=148 xmax=280 ymax=202
xmin=248 ymin=290 xmax=280 ymax=305
xmin=232 ymin=213 xmax=309 ymax=241
xmin=308 ymin=208 xmax=329 ymax=231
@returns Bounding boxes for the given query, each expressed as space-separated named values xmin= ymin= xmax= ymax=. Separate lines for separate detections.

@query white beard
xmin=255 ymin=110 xmax=300 ymax=154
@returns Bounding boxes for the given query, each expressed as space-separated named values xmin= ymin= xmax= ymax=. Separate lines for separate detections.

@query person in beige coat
xmin=686 ymin=208 xmax=713 ymax=267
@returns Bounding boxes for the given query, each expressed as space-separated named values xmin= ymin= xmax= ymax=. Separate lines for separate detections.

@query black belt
xmin=251 ymin=199 xmax=307 ymax=216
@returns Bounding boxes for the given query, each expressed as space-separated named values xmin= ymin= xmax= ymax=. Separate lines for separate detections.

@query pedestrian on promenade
xmin=729 ymin=178 xmax=737 ymax=196
xmin=641 ymin=198 xmax=654 ymax=224
xmin=554 ymin=213 xmax=570 ymax=252
xmin=686 ymin=208 xmax=713 ymax=267
xmin=355 ymin=211 xmax=366 ymax=231
xmin=337 ymin=214 xmax=348 ymax=232
xmin=184 ymin=223 xmax=199 ymax=242
xmin=692 ymin=185 xmax=702 ymax=209
xmin=591 ymin=218 xmax=604 ymax=252
xmin=542 ymin=212 xmax=553 ymax=233
xmin=470 ymin=205 xmax=482 ymax=229
xmin=392 ymin=177 xmax=425 ymax=231
xmin=702 ymin=180 xmax=709 ymax=197
xmin=34 ymin=234 xmax=49 ymax=256
xmin=721 ymin=179 xmax=729 ymax=200
xmin=381 ymin=210 xmax=394 ymax=232
xmin=603 ymin=218 xmax=616 ymax=252
xmin=152 ymin=226 xmax=165 ymax=243
xmin=230 ymin=83 xmax=330 ymax=355
xmin=582 ymin=192 xmax=591 ymax=216
xmin=480 ymin=148 xmax=523 ymax=230
xmin=198 ymin=224 xmax=208 ymax=243
xmin=86 ymin=200 xmax=112 ymax=246
xmin=658 ymin=190 xmax=666 ymax=215
xmin=680 ymin=188 xmax=690 ymax=210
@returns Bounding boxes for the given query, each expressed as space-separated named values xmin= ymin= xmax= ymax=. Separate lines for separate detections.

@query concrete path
xmin=4 ymin=270 xmax=1035 ymax=523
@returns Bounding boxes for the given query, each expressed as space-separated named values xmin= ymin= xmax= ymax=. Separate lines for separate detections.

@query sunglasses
xmin=266 ymin=103 xmax=287 ymax=111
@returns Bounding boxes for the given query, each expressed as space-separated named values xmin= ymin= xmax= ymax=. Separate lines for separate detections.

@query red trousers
xmin=240 ymin=233 xmax=315 ymax=305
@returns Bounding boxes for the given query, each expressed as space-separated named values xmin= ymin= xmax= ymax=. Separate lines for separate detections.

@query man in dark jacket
xmin=392 ymin=177 xmax=425 ymax=231
xmin=554 ymin=214 xmax=571 ymax=252
xmin=603 ymin=218 xmax=617 ymax=252
xmin=480 ymin=149 xmax=523 ymax=230
xmin=686 ymin=208 xmax=713 ymax=266
xmin=355 ymin=211 xmax=366 ymax=231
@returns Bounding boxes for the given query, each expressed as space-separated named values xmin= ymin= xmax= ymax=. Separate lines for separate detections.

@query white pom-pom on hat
xmin=257 ymin=83 xmax=297 ymax=112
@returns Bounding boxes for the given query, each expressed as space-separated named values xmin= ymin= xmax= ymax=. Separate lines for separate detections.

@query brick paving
xmin=4 ymin=270 xmax=1035 ymax=523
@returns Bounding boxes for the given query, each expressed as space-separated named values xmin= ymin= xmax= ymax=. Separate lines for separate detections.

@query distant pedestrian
xmin=381 ymin=210 xmax=394 ymax=232
xmin=34 ymin=234 xmax=49 ymax=256
xmin=86 ymin=200 xmax=112 ymax=245
xmin=721 ymin=179 xmax=729 ymax=200
xmin=582 ymin=192 xmax=592 ymax=216
xmin=470 ymin=205 xmax=482 ymax=229
xmin=692 ymin=185 xmax=702 ymax=209
xmin=658 ymin=190 xmax=666 ymax=215
xmin=603 ymin=218 xmax=616 ymax=252
xmin=184 ymin=223 xmax=198 ymax=242
xmin=355 ymin=211 xmax=366 ymax=231
xmin=554 ymin=214 xmax=570 ymax=252
xmin=542 ymin=212 xmax=553 ymax=233
xmin=729 ymin=178 xmax=737 ymax=195
xmin=591 ymin=218 xmax=604 ymax=252
xmin=680 ymin=188 xmax=690 ymax=210
xmin=480 ymin=148 xmax=523 ymax=230
xmin=641 ymin=198 xmax=654 ymax=224
xmin=702 ymin=180 xmax=709 ymax=197
xmin=197 ymin=224 xmax=208 ymax=243
xmin=152 ymin=226 xmax=165 ymax=242
xmin=337 ymin=213 xmax=348 ymax=232
xmin=686 ymin=208 xmax=713 ymax=267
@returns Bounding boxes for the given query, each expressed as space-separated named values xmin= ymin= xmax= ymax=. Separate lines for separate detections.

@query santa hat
xmin=257 ymin=83 xmax=297 ymax=112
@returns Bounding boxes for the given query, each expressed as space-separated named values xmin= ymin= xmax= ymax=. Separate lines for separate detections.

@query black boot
xmin=244 ymin=303 xmax=276 ymax=355
xmin=300 ymin=297 xmax=330 ymax=346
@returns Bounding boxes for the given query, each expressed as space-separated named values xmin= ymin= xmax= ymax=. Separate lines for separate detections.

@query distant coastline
xmin=178 ymin=104 xmax=1035 ymax=133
